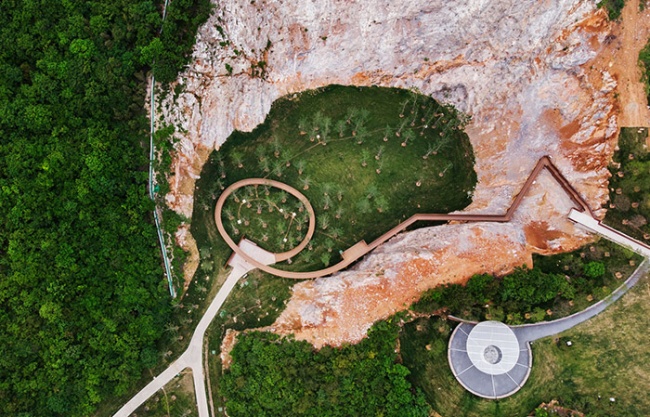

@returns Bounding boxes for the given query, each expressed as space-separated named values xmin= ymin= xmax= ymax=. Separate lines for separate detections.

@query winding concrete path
xmin=513 ymin=258 xmax=649 ymax=342
xmin=113 ymin=240 xmax=274 ymax=417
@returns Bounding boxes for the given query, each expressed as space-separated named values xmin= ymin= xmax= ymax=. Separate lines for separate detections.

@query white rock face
xmin=160 ymin=0 xmax=619 ymax=346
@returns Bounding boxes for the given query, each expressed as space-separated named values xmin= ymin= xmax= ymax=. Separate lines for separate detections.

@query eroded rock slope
xmin=161 ymin=0 xmax=621 ymax=346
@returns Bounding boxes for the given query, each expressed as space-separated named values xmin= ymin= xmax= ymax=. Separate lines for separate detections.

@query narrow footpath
xmin=112 ymin=240 xmax=275 ymax=417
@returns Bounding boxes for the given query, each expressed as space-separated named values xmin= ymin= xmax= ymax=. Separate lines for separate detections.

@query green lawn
xmin=192 ymin=85 xmax=476 ymax=272
xmin=221 ymin=185 xmax=310 ymax=253
xmin=400 ymin=272 xmax=650 ymax=417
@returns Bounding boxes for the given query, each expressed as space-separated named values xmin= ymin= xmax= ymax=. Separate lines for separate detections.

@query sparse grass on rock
xmin=604 ymin=127 xmax=650 ymax=243
xmin=641 ymin=38 xmax=650 ymax=101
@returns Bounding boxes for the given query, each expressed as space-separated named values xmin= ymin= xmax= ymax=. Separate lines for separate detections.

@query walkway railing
xmin=148 ymin=0 xmax=175 ymax=297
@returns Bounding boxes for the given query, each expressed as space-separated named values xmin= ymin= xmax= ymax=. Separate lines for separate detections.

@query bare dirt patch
xmin=268 ymin=224 xmax=536 ymax=348
xmin=524 ymin=221 xmax=567 ymax=252
xmin=175 ymin=368 xmax=195 ymax=396
xmin=603 ymin=0 xmax=650 ymax=128
xmin=219 ymin=329 xmax=238 ymax=369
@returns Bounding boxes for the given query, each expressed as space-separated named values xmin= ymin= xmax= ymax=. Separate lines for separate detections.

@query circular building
xmin=448 ymin=321 xmax=532 ymax=399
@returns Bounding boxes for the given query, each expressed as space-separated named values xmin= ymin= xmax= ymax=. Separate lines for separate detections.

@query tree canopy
xmin=0 ymin=0 xmax=209 ymax=415
xmin=222 ymin=322 xmax=430 ymax=417
xmin=413 ymin=239 xmax=640 ymax=325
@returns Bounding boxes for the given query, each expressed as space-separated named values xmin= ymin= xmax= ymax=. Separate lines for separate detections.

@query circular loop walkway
xmin=216 ymin=178 xmax=317 ymax=262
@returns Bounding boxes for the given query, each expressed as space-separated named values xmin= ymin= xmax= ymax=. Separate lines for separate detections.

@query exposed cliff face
xmin=160 ymin=0 xmax=622 ymax=346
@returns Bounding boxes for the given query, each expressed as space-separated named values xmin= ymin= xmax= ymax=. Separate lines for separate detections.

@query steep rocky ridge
xmin=160 ymin=0 xmax=624 ymax=346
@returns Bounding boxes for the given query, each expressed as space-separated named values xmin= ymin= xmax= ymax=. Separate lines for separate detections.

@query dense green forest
xmin=0 ymin=0 xmax=209 ymax=415
xmin=598 ymin=0 xmax=626 ymax=20
xmin=222 ymin=322 xmax=430 ymax=417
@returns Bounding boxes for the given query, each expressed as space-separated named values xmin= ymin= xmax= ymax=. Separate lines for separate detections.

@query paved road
xmin=513 ymin=258 xmax=649 ymax=342
xmin=113 ymin=240 xmax=275 ymax=417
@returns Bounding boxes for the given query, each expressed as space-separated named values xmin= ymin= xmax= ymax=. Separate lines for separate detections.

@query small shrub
xmin=583 ymin=261 xmax=605 ymax=279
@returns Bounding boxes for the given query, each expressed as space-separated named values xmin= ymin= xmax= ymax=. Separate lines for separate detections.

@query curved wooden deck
xmin=214 ymin=156 xmax=594 ymax=279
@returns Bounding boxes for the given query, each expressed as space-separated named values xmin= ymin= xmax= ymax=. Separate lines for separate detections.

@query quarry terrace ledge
xmin=215 ymin=155 xmax=594 ymax=279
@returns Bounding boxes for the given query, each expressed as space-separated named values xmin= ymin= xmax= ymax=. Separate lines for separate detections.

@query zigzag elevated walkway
xmin=215 ymin=156 xmax=594 ymax=279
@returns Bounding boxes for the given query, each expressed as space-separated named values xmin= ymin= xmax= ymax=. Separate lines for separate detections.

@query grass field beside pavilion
xmin=603 ymin=127 xmax=650 ymax=243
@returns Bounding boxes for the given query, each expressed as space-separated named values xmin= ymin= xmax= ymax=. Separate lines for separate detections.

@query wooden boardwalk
xmin=214 ymin=156 xmax=595 ymax=279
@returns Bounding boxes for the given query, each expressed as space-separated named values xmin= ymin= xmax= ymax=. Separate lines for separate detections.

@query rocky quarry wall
xmin=160 ymin=0 xmax=625 ymax=346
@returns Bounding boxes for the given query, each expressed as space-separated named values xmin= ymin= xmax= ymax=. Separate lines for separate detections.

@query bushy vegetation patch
xmin=204 ymin=268 xmax=296 ymax=416
xmin=604 ymin=127 xmax=650 ymax=242
xmin=598 ymin=0 xmax=626 ymax=20
xmin=641 ymin=40 xmax=650 ymax=101
xmin=193 ymin=85 xmax=476 ymax=272
xmin=221 ymin=320 xmax=430 ymax=417
xmin=413 ymin=240 xmax=641 ymax=324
